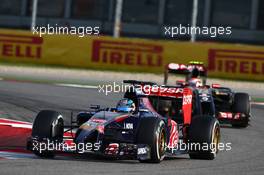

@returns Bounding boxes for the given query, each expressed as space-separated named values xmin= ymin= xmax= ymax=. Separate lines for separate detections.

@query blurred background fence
xmin=0 ymin=0 xmax=264 ymax=81
xmin=0 ymin=0 xmax=264 ymax=44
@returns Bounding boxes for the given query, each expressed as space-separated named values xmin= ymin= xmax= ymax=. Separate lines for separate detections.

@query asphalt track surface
xmin=0 ymin=80 xmax=263 ymax=175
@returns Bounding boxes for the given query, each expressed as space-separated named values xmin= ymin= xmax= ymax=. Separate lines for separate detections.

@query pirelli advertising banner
xmin=0 ymin=29 xmax=264 ymax=81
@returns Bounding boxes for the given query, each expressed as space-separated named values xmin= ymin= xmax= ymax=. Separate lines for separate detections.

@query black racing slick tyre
xmin=233 ymin=93 xmax=250 ymax=114
xmin=232 ymin=93 xmax=250 ymax=127
xmin=189 ymin=115 xmax=220 ymax=160
xmin=31 ymin=110 xmax=64 ymax=158
xmin=137 ymin=117 xmax=166 ymax=163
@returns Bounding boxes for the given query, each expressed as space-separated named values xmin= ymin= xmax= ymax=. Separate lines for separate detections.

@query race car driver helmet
xmin=189 ymin=78 xmax=202 ymax=87
xmin=191 ymin=67 xmax=200 ymax=78
xmin=116 ymin=98 xmax=136 ymax=113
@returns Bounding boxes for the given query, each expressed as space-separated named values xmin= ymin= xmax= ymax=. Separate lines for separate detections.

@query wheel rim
xmin=212 ymin=125 xmax=220 ymax=154
xmin=158 ymin=128 xmax=166 ymax=158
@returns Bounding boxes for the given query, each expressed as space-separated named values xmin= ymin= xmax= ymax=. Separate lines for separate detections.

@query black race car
xmin=212 ymin=85 xmax=251 ymax=127
xmin=164 ymin=61 xmax=251 ymax=128
xmin=27 ymin=80 xmax=220 ymax=163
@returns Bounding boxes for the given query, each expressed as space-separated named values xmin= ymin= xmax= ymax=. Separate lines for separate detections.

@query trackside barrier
xmin=0 ymin=29 xmax=264 ymax=81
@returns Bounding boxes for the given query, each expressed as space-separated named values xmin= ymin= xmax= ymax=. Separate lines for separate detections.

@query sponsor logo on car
xmin=142 ymin=85 xmax=184 ymax=97
xmin=137 ymin=147 xmax=147 ymax=155
xmin=124 ymin=123 xmax=133 ymax=129
xmin=183 ymin=95 xmax=192 ymax=105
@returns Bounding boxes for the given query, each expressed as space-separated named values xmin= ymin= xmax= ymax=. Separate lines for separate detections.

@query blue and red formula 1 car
xmin=164 ymin=61 xmax=251 ymax=128
xmin=27 ymin=80 xmax=220 ymax=163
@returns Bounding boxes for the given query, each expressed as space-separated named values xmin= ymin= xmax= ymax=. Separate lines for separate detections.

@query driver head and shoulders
xmin=116 ymin=98 xmax=136 ymax=113
xmin=188 ymin=68 xmax=203 ymax=87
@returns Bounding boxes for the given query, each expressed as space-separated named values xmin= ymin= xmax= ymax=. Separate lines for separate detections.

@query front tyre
xmin=31 ymin=110 xmax=64 ymax=158
xmin=137 ymin=117 xmax=166 ymax=163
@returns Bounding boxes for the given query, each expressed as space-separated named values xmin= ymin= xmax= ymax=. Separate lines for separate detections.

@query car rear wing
xmin=141 ymin=85 xmax=184 ymax=98
xmin=123 ymin=80 xmax=185 ymax=98
xmin=123 ymin=80 xmax=157 ymax=86
xmin=164 ymin=62 xmax=207 ymax=85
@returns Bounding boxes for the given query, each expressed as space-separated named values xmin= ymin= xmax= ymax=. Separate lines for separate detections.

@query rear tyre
xmin=137 ymin=117 xmax=166 ymax=163
xmin=232 ymin=93 xmax=250 ymax=128
xmin=189 ymin=115 xmax=220 ymax=160
xmin=31 ymin=110 xmax=64 ymax=158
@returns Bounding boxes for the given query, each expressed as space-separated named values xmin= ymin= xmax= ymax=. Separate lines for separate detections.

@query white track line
xmin=251 ymin=102 xmax=264 ymax=106
xmin=54 ymin=84 xmax=264 ymax=105
xmin=55 ymin=83 xmax=98 ymax=89
xmin=0 ymin=123 xmax=32 ymax=129
xmin=0 ymin=151 xmax=36 ymax=160
xmin=0 ymin=118 xmax=32 ymax=128
xmin=0 ymin=118 xmax=31 ymax=124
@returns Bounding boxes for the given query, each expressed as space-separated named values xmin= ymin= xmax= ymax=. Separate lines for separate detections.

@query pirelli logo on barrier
xmin=92 ymin=40 xmax=163 ymax=67
xmin=0 ymin=34 xmax=43 ymax=59
xmin=208 ymin=49 xmax=264 ymax=75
